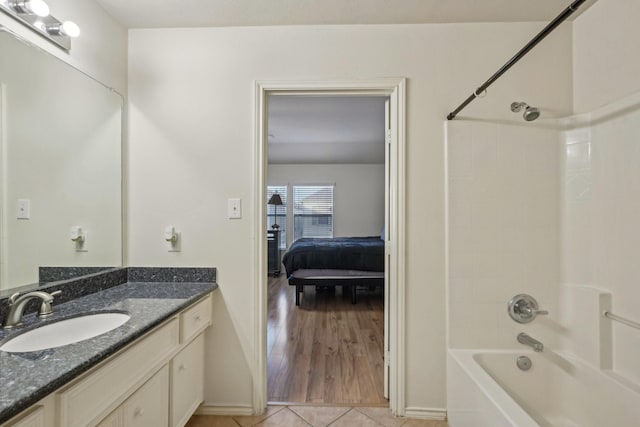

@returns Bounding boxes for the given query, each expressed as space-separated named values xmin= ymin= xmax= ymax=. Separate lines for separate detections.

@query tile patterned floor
xmin=185 ymin=406 xmax=448 ymax=427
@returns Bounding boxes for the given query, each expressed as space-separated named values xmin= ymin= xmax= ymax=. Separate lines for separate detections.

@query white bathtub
xmin=447 ymin=349 xmax=640 ymax=427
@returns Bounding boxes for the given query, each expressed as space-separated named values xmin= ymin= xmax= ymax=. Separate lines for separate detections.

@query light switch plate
xmin=17 ymin=199 xmax=30 ymax=219
xmin=228 ymin=198 xmax=242 ymax=219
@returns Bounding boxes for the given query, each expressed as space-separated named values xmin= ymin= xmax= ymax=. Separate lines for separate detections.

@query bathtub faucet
xmin=517 ymin=332 xmax=544 ymax=352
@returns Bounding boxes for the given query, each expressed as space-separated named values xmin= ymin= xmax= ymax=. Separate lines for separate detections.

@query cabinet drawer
xmin=4 ymin=406 xmax=44 ymax=427
xmin=123 ymin=365 xmax=169 ymax=427
xmin=180 ymin=296 xmax=211 ymax=343
xmin=58 ymin=319 xmax=179 ymax=427
xmin=171 ymin=334 xmax=204 ymax=427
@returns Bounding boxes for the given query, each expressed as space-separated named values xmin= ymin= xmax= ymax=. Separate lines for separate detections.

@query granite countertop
xmin=0 ymin=280 xmax=217 ymax=424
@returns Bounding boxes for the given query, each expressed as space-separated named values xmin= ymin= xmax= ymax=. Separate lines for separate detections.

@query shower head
xmin=511 ymin=102 xmax=540 ymax=121
xmin=523 ymin=106 xmax=540 ymax=121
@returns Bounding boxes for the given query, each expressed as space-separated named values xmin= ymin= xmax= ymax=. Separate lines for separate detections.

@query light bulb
xmin=61 ymin=21 xmax=80 ymax=37
xmin=28 ymin=0 xmax=48 ymax=17
xmin=36 ymin=20 xmax=81 ymax=38
xmin=8 ymin=0 xmax=49 ymax=17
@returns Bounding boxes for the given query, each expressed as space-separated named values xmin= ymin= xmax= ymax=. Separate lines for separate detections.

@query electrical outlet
xmin=228 ymin=198 xmax=242 ymax=219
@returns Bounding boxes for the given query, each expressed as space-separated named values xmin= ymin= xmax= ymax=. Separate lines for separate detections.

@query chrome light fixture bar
xmin=0 ymin=0 xmax=79 ymax=51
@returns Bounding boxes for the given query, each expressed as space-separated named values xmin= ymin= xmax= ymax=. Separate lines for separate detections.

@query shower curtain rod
xmin=446 ymin=0 xmax=588 ymax=120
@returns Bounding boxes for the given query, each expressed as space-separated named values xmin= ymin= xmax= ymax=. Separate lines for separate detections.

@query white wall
xmin=560 ymin=101 xmax=640 ymax=385
xmin=573 ymin=0 xmax=640 ymax=113
xmin=127 ymin=22 xmax=573 ymax=411
xmin=447 ymin=121 xmax=561 ymax=350
xmin=268 ymin=164 xmax=385 ymax=248
xmin=567 ymin=0 xmax=640 ymax=387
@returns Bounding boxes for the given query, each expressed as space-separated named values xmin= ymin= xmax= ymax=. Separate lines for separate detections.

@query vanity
xmin=0 ymin=10 xmax=217 ymax=427
xmin=0 ymin=267 xmax=217 ymax=427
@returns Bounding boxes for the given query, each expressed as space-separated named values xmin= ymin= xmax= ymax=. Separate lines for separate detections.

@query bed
xmin=282 ymin=236 xmax=385 ymax=305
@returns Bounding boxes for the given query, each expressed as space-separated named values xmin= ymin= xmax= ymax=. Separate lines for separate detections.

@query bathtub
xmin=447 ymin=349 xmax=640 ymax=427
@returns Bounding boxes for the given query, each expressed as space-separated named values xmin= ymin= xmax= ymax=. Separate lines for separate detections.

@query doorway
xmin=266 ymin=95 xmax=387 ymax=405
xmin=254 ymin=79 xmax=406 ymax=415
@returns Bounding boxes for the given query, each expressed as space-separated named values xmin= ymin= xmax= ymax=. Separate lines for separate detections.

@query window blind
xmin=293 ymin=185 xmax=334 ymax=240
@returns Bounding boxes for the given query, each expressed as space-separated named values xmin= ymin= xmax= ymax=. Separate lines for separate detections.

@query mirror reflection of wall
xmin=0 ymin=29 xmax=122 ymax=292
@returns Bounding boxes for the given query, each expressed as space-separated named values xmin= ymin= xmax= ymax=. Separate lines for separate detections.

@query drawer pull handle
xmin=134 ymin=407 xmax=145 ymax=417
xmin=194 ymin=315 xmax=202 ymax=322
xmin=179 ymin=363 xmax=186 ymax=371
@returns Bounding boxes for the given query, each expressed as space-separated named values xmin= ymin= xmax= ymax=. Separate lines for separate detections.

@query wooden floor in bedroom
xmin=267 ymin=274 xmax=387 ymax=405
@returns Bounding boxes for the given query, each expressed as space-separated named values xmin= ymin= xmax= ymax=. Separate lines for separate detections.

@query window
xmin=267 ymin=186 xmax=287 ymax=248
xmin=293 ymin=185 xmax=334 ymax=240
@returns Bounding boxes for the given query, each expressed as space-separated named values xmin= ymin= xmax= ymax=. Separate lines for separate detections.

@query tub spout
xmin=517 ymin=332 xmax=544 ymax=352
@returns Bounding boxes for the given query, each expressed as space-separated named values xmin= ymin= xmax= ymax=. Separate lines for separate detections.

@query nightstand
xmin=267 ymin=229 xmax=281 ymax=276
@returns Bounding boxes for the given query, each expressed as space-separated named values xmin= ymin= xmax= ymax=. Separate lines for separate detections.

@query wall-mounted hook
xmin=165 ymin=226 xmax=181 ymax=252
xmin=70 ymin=226 xmax=87 ymax=251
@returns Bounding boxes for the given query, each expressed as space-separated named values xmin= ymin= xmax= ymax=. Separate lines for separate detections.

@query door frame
xmin=253 ymin=78 xmax=406 ymax=415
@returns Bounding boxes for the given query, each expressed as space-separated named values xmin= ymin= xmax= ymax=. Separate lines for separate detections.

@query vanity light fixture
xmin=35 ymin=20 xmax=80 ymax=37
xmin=0 ymin=0 xmax=79 ymax=50
xmin=6 ymin=0 xmax=49 ymax=17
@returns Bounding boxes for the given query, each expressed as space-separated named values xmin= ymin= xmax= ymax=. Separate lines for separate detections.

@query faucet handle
xmin=38 ymin=290 xmax=62 ymax=317
xmin=8 ymin=292 xmax=20 ymax=305
xmin=508 ymin=294 xmax=548 ymax=323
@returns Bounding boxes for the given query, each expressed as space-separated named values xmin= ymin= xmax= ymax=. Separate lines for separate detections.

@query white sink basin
xmin=0 ymin=312 xmax=130 ymax=353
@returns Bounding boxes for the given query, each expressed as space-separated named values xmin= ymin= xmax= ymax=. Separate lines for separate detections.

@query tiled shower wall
xmin=562 ymin=102 xmax=640 ymax=385
xmin=446 ymin=121 xmax=561 ymax=349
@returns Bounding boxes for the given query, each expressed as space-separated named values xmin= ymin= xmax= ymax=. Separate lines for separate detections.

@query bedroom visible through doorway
xmin=254 ymin=78 xmax=405 ymax=415
xmin=265 ymin=95 xmax=388 ymax=405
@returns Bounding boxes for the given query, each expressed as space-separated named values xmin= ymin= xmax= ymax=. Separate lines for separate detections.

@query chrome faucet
xmin=517 ymin=332 xmax=544 ymax=352
xmin=3 ymin=290 xmax=62 ymax=329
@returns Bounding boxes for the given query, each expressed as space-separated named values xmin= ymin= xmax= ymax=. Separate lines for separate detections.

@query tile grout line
xmin=289 ymin=405 xmax=352 ymax=427
xmin=353 ymin=407 xmax=390 ymax=426
xmin=285 ymin=406 xmax=313 ymax=426
xmin=327 ymin=407 xmax=384 ymax=427
xmin=326 ymin=408 xmax=353 ymax=427
xmin=288 ymin=406 xmax=323 ymax=426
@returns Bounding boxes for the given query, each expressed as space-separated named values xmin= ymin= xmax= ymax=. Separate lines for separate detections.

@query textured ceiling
xmin=96 ymin=0 xmax=596 ymax=29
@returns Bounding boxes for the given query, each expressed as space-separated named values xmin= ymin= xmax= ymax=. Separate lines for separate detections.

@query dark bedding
xmin=282 ymin=236 xmax=384 ymax=277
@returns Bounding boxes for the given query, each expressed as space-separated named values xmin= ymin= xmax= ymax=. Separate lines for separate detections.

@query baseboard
xmin=403 ymin=407 xmax=447 ymax=421
xmin=196 ymin=404 xmax=255 ymax=416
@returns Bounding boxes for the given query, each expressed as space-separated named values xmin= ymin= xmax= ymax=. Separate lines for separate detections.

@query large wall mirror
xmin=0 ymin=27 xmax=122 ymax=294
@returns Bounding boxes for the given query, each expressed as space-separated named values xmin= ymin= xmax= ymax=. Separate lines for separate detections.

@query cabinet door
xmin=171 ymin=334 xmax=204 ymax=427
xmin=5 ymin=407 xmax=44 ymax=427
xmin=58 ymin=319 xmax=178 ymax=427
xmin=123 ymin=365 xmax=169 ymax=427
xmin=96 ymin=408 xmax=123 ymax=427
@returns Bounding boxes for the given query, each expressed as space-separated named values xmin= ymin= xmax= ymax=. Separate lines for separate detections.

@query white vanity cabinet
xmin=2 ymin=396 xmax=55 ymax=427
xmin=170 ymin=295 xmax=209 ymax=427
xmin=171 ymin=335 xmax=204 ymax=427
xmin=97 ymin=366 xmax=169 ymax=427
xmin=1 ymin=293 xmax=212 ymax=427
xmin=3 ymin=408 xmax=44 ymax=427
xmin=96 ymin=409 xmax=123 ymax=427
xmin=123 ymin=365 xmax=169 ymax=427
